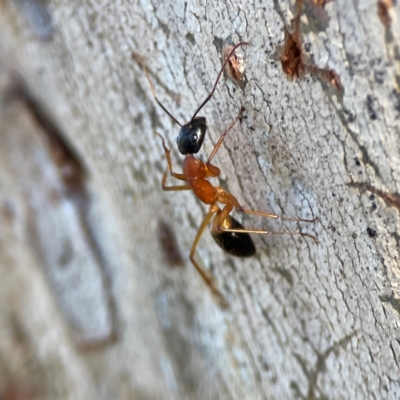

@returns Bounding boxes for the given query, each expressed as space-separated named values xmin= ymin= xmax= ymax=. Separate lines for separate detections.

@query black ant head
xmin=176 ymin=117 xmax=207 ymax=155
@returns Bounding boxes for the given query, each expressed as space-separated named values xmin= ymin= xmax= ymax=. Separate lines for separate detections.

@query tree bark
xmin=0 ymin=0 xmax=400 ymax=399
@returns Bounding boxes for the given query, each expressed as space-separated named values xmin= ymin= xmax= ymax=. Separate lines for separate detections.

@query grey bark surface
xmin=0 ymin=0 xmax=400 ymax=399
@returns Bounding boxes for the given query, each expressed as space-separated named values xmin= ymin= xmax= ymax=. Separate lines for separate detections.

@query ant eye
xmin=191 ymin=133 xmax=198 ymax=143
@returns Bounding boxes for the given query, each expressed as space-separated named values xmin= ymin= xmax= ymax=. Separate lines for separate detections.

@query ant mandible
xmin=140 ymin=42 xmax=318 ymax=305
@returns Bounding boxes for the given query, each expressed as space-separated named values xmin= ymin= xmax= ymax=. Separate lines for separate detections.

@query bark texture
xmin=0 ymin=0 xmax=400 ymax=399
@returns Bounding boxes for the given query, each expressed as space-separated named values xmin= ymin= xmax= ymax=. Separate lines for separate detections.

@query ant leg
xmin=161 ymin=170 xmax=191 ymax=191
xmin=206 ymin=106 xmax=245 ymax=164
xmin=215 ymin=192 xmax=318 ymax=243
xmin=190 ymin=210 xmax=228 ymax=307
xmin=243 ymin=209 xmax=319 ymax=224
xmin=217 ymin=206 xmax=318 ymax=243
xmin=154 ymin=131 xmax=186 ymax=181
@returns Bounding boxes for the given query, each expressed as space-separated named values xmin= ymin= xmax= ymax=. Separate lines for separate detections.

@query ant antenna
xmin=190 ymin=41 xmax=250 ymax=122
xmin=138 ymin=54 xmax=183 ymax=127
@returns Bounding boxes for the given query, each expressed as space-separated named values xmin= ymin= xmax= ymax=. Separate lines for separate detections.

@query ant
xmin=139 ymin=42 xmax=318 ymax=305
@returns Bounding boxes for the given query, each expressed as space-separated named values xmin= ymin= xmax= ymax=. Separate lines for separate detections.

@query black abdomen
xmin=211 ymin=215 xmax=256 ymax=257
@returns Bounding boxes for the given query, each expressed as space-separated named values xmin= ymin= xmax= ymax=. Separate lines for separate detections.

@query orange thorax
xmin=183 ymin=155 xmax=219 ymax=205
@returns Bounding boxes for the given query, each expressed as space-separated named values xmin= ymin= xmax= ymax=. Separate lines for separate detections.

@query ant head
xmin=176 ymin=117 xmax=207 ymax=155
